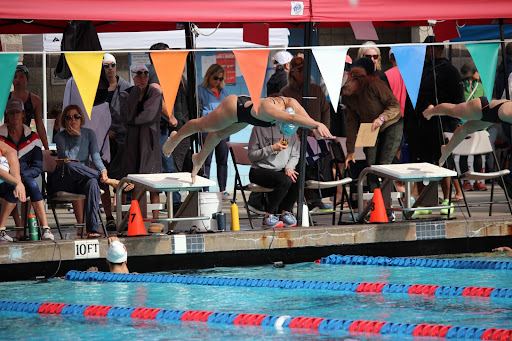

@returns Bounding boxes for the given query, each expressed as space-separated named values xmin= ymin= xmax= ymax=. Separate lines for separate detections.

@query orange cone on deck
xmin=127 ymin=200 xmax=147 ymax=236
xmin=369 ymin=188 xmax=388 ymax=223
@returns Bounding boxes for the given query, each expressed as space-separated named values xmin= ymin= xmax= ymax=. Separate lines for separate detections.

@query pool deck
xmin=1 ymin=187 xmax=511 ymax=281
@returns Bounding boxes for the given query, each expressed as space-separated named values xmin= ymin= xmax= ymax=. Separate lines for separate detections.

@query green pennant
xmin=0 ymin=54 xmax=20 ymax=122
xmin=465 ymin=43 xmax=500 ymax=102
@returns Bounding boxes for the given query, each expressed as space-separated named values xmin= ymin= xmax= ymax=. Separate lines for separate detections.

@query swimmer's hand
xmin=493 ymin=246 xmax=512 ymax=252
xmin=312 ymin=123 xmax=333 ymax=139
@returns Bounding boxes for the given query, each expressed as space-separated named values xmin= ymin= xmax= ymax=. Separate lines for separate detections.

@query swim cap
xmin=279 ymin=107 xmax=298 ymax=135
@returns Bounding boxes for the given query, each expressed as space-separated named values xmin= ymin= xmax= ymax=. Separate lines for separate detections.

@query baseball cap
xmin=5 ymin=98 xmax=24 ymax=114
xmin=107 ymin=240 xmax=128 ymax=263
xmin=274 ymin=51 xmax=293 ymax=66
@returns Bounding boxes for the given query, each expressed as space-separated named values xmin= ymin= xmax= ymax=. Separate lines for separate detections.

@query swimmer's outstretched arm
xmin=439 ymin=120 xmax=491 ymax=166
xmin=259 ymin=98 xmax=333 ymax=138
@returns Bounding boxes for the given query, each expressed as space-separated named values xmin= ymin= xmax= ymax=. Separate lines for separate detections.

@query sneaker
xmin=473 ymin=181 xmax=488 ymax=191
xmin=0 ymin=229 xmax=13 ymax=242
xmin=280 ymin=212 xmax=297 ymax=227
xmin=42 ymin=228 xmax=54 ymax=241
xmin=106 ymin=219 xmax=117 ymax=231
xmin=462 ymin=181 xmax=473 ymax=191
xmin=310 ymin=202 xmax=334 ymax=212
xmin=222 ymin=191 xmax=230 ymax=201
xmin=262 ymin=214 xmax=284 ymax=229
xmin=387 ymin=210 xmax=396 ymax=222
xmin=440 ymin=199 xmax=454 ymax=215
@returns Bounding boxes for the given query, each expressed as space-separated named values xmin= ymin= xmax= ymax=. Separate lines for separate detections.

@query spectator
xmin=267 ymin=51 xmax=293 ymax=96
xmin=117 ymin=64 xmax=162 ymax=220
xmin=48 ymin=105 xmax=62 ymax=143
xmin=49 ymin=105 xmax=124 ymax=238
xmin=357 ymin=41 xmax=390 ymax=87
xmin=103 ymin=53 xmax=131 ymax=230
xmin=280 ymin=56 xmax=333 ymax=211
xmin=459 ymin=61 xmax=488 ymax=192
xmin=494 ymin=42 xmax=512 ymax=99
xmin=198 ymin=64 xmax=230 ymax=200
xmin=343 ymin=59 xmax=403 ymax=220
xmin=248 ymin=123 xmax=300 ymax=228
xmin=405 ymin=36 xmax=465 ymax=208
xmin=9 ymin=65 xmax=49 ymax=150
xmin=0 ymin=98 xmax=53 ymax=241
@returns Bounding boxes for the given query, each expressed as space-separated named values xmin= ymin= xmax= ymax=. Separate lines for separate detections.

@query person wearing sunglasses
xmin=114 ymin=64 xmax=162 ymax=222
xmin=357 ymin=41 xmax=389 ymax=87
xmin=9 ymin=65 xmax=49 ymax=150
xmin=162 ymin=93 xmax=332 ymax=184
xmin=50 ymin=105 xmax=127 ymax=238
xmin=197 ymin=64 xmax=230 ymax=200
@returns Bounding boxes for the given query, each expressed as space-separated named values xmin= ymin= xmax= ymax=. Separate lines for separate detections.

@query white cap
xmin=130 ymin=64 xmax=149 ymax=78
xmin=107 ymin=241 xmax=127 ymax=263
xmin=103 ymin=53 xmax=116 ymax=64
xmin=273 ymin=51 xmax=293 ymax=66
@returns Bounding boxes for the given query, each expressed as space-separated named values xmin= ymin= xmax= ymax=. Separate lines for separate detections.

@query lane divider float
xmin=64 ymin=270 xmax=512 ymax=300
xmin=1 ymin=300 xmax=510 ymax=340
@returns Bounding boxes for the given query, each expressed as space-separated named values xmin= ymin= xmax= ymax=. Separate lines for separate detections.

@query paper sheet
xmin=355 ymin=123 xmax=379 ymax=147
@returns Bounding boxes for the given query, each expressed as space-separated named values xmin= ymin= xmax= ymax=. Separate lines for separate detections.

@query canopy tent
xmin=1 ymin=0 xmax=512 ymax=34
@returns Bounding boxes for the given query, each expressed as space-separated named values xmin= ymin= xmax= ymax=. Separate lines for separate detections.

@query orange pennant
xmin=150 ymin=51 xmax=189 ymax=115
xmin=233 ymin=49 xmax=270 ymax=113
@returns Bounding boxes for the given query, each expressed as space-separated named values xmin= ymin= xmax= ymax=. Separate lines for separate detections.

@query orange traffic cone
xmin=127 ymin=200 xmax=147 ymax=236
xmin=369 ymin=188 xmax=389 ymax=223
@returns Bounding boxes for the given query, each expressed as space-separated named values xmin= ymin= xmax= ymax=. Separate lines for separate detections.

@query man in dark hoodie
xmin=266 ymin=51 xmax=293 ymax=96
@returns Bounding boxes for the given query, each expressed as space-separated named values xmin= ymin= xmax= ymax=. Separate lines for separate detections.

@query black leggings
xmin=249 ymin=168 xmax=299 ymax=214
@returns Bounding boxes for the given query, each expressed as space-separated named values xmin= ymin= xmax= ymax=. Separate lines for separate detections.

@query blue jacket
xmin=0 ymin=124 xmax=43 ymax=180
xmin=198 ymin=85 xmax=228 ymax=117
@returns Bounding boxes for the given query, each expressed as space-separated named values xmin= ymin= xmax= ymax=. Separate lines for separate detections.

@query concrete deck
xmin=1 ymin=186 xmax=511 ymax=281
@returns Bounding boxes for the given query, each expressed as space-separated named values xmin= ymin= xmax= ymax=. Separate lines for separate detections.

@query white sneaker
xmin=0 ymin=229 xmax=13 ymax=242
xmin=42 ymin=228 xmax=54 ymax=241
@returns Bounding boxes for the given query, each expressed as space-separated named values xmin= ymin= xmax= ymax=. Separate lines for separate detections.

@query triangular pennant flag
xmin=466 ymin=42 xmax=500 ymax=102
xmin=150 ymin=51 xmax=189 ymax=113
xmin=233 ymin=49 xmax=270 ymax=113
xmin=0 ymin=54 xmax=20 ymax=122
xmin=65 ymin=52 xmax=104 ymax=119
xmin=392 ymin=45 xmax=427 ymax=109
xmin=312 ymin=47 xmax=348 ymax=112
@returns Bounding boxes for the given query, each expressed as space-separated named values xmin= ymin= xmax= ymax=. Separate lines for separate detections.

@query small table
xmin=115 ymin=172 xmax=216 ymax=234
xmin=357 ymin=163 xmax=457 ymax=222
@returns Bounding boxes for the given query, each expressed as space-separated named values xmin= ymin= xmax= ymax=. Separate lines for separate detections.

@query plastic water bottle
xmin=28 ymin=214 xmax=38 ymax=241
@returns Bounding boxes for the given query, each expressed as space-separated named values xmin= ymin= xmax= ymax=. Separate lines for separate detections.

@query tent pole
xmin=499 ymin=19 xmax=510 ymax=100
xmin=297 ymin=22 xmax=313 ymax=226
xmin=185 ymin=23 xmax=200 ymax=156
xmin=42 ymin=51 xmax=48 ymax=135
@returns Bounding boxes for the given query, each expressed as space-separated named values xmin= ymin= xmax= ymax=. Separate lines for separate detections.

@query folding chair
xmin=42 ymin=150 xmax=107 ymax=238
xmin=305 ymin=138 xmax=354 ymax=225
xmin=226 ymin=142 xmax=274 ymax=229
xmin=444 ymin=131 xmax=512 ymax=216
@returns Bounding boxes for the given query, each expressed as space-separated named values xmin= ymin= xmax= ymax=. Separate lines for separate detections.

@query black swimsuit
xmin=236 ymin=96 xmax=274 ymax=127
xmin=480 ymin=96 xmax=506 ymax=123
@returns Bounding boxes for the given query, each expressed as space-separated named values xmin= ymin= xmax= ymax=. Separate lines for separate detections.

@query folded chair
xmin=42 ymin=150 xmax=107 ymax=238
xmin=443 ymin=131 xmax=512 ymax=216
xmin=226 ymin=142 xmax=274 ymax=230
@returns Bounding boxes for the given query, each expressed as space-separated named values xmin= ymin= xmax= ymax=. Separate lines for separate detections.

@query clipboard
xmin=355 ymin=123 xmax=379 ymax=147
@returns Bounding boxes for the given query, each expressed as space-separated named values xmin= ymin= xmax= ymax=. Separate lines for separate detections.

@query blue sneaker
xmin=280 ymin=212 xmax=297 ymax=227
xmin=310 ymin=202 xmax=333 ymax=212
xmin=262 ymin=214 xmax=284 ymax=229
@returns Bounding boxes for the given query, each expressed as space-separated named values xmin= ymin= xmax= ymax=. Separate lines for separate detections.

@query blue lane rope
xmin=64 ymin=271 xmax=512 ymax=299
xmin=0 ymin=300 xmax=508 ymax=339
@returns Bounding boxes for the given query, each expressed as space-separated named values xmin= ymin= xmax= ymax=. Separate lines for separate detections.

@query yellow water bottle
xmin=230 ymin=203 xmax=240 ymax=231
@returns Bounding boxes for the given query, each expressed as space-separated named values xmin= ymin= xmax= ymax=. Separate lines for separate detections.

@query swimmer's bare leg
xmin=189 ymin=122 xmax=248 ymax=183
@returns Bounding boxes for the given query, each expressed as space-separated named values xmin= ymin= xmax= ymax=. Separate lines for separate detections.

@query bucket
xmin=174 ymin=192 xmax=222 ymax=233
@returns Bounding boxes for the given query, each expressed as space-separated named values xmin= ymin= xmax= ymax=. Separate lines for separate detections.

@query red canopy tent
xmin=0 ymin=0 xmax=511 ymax=34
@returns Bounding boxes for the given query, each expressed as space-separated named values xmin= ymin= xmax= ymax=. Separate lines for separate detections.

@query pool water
xmin=1 ymin=253 xmax=511 ymax=340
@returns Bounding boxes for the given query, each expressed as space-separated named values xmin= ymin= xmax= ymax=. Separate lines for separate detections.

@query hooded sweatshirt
xmin=248 ymin=125 xmax=300 ymax=171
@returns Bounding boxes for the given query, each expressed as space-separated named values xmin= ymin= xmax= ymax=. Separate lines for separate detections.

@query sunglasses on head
xmin=212 ymin=76 xmax=224 ymax=81
xmin=65 ymin=114 xmax=81 ymax=121
xmin=364 ymin=54 xmax=379 ymax=60
xmin=103 ymin=63 xmax=116 ymax=68
xmin=135 ymin=71 xmax=149 ymax=76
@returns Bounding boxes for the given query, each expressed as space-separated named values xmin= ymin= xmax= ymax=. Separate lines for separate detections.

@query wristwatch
xmin=378 ymin=117 xmax=385 ymax=123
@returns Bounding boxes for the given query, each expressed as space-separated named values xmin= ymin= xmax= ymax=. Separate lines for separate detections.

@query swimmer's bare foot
xmin=190 ymin=153 xmax=201 ymax=184
xmin=162 ymin=131 xmax=178 ymax=157
xmin=438 ymin=144 xmax=448 ymax=166
xmin=423 ymin=105 xmax=435 ymax=120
